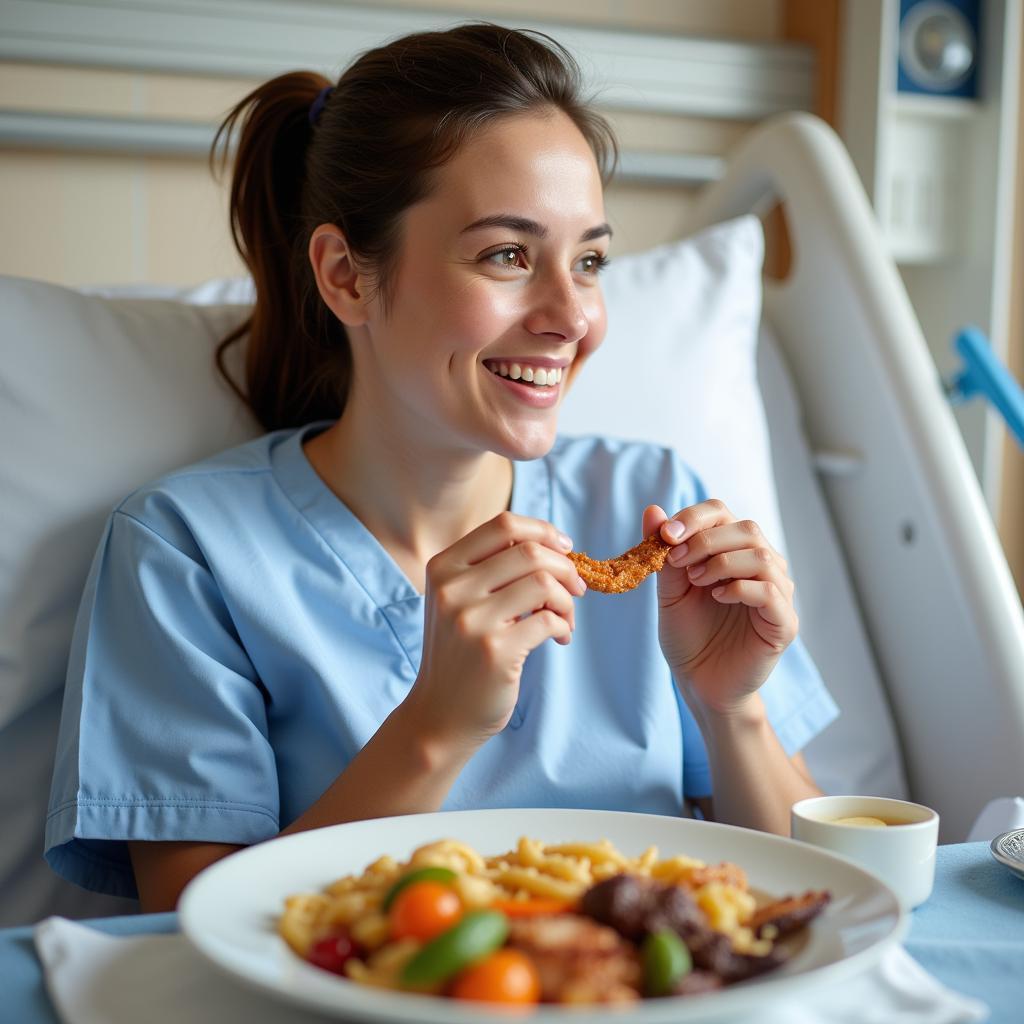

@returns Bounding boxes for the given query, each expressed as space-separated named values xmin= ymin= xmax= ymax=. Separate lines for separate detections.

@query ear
xmin=309 ymin=224 xmax=371 ymax=327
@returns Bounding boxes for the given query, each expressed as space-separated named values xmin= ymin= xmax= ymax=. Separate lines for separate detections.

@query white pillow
xmin=0 ymin=280 xmax=260 ymax=730
xmin=563 ymin=219 xmax=905 ymax=800
xmin=560 ymin=215 xmax=789 ymax=557
xmin=0 ymin=277 xmax=262 ymax=923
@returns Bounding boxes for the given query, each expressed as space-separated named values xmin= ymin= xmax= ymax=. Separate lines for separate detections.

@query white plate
xmin=179 ymin=808 xmax=905 ymax=1023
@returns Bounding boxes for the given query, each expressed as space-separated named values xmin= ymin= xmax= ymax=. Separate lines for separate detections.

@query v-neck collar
xmin=270 ymin=422 xmax=553 ymax=610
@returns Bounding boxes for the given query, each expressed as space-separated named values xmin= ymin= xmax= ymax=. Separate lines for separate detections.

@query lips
xmin=484 ymin=361 xmax=562 ymax=406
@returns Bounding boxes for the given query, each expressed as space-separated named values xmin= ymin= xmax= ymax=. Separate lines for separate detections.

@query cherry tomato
xmin=307 ymin=929 xmax=359 ymax=974
xmin=450 ymin=948 xmax=541 ymax=1004
xmin=389 ymin=880 xmax=463 ymax=941
xmin=382 ymin=866 xmax=457 ymax=911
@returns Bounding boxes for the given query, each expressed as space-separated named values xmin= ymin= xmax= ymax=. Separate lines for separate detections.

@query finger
xmin=683 ymin=547 xmax=794 ymax=596
xmin=507 ymin=607 xmax=574 ymax=649
xmin=662 ymin=499 xmax=736 ymax=550
xmin=709 ymin=580 xmax=798 ymax=643
xmin=430 ymin=512 xmax=573 ymax=584
xmin=479 ymin=570 xmax=577 ymax=634
xmin=439 ymin=540 xmax=586 ymax=611
xmin=667 ymin=517 xmax=769 ymax=569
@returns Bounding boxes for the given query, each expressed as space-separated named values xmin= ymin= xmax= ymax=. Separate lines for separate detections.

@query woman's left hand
xmin=644 ymin=501 xmax=798 ymax=717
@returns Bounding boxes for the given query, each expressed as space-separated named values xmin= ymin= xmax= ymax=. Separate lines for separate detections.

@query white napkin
xmin=34 ymin=917 xmax=332 ymax=1024
xmin=35 ymin=916 xmax=989 ymax=1024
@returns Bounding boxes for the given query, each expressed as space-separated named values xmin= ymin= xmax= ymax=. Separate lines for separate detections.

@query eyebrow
xmin=461 ymin=214 xmax=612 ymax=243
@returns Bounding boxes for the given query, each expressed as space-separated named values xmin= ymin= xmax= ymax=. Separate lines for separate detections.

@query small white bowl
xmin=791 ymin=795 xmax=939 ymax=910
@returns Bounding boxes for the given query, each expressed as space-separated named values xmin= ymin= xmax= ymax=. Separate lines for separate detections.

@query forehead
xmin=421 ymin=110 xmax=605 ymax=231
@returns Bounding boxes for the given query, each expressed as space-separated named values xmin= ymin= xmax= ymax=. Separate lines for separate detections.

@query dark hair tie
xmin=308 ymin=85 xmax=334 ymax=125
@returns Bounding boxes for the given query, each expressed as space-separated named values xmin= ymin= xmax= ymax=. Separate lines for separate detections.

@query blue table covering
xmin=2 ymin=843 xmax=1021 ymax=1022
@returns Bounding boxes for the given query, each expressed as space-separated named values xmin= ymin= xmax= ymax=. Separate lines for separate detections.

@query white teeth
xmin=489 ymin=362 xmax=564 ymax=387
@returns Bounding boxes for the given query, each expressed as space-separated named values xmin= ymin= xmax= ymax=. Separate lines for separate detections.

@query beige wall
xmin=0 ymin=1 xmax=780 ymax=288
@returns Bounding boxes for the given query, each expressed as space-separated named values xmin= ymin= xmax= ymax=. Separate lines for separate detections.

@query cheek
xmin=434 ymin=280 xmax=522 ymax=352
xmin=577 ymin=295 xmax=608 ymax=362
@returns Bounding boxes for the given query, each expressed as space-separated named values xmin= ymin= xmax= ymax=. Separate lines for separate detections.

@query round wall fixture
xmin=899 ymin=1 xmax=976 ymax=92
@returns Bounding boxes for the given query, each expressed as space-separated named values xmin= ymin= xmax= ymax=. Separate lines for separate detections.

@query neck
xmin=304 ymin=405 xmax=514 ymax=586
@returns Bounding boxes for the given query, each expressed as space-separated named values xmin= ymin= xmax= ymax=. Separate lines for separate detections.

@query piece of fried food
xmin=568 ymin=532 xmax=671 ymax=594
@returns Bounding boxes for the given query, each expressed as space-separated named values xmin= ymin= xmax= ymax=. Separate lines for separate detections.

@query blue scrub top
xmin=45 ymin=427 xmax=837 ymax=898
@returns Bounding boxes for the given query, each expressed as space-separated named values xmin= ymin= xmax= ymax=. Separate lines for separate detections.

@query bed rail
xmin=688 ymin=112 xmax=1024 ymax=841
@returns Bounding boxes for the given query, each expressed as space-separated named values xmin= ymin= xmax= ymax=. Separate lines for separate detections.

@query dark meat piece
xmin=689 ymin=930 xmax=787 ymax=983
xmin=672 ymin=970 xmax=725 ymax=997
xmin=748 ymin=890 xmax=831 ymax=939
xmin=580 ymin=874 xmax=794 ymax=986
xmin=506 ymin=913 xmax=642 ymax=1004
xmin=579 ymin=874 xmax=705 ymax=943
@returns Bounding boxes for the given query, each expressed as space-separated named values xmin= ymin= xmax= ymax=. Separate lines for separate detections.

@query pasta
xmin=279 ymin=836 xmax=830 ymax=1005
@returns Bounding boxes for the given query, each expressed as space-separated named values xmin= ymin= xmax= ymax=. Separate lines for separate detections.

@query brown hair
xmin=211 ymin=22 xmax=618 ymax=432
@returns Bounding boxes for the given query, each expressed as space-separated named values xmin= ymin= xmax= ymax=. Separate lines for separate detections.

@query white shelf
xmin=888 ymin=92 xmax=980 ymax=119
xmin=840 ymin=0 xmax=1021 ymax=510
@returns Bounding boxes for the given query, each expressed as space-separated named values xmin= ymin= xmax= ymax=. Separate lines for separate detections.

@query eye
xmin=483 ymin=245 xmax=529 ymax=270
xmin=574 ymin=252 xmax=610 ymax=276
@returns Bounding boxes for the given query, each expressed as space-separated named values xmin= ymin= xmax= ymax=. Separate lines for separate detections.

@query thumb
xmin=642 ymin=503 xmax=668 ymax=539
xmin=643 ymin=504 xmax=691 ymax=602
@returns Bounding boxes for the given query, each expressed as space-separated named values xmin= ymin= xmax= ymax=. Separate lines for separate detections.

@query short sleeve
xmin=675 ymin=637 xmax=836 ymax=800
xmin=758 ymin=636 xmax=839 ymax=756
xmin=45 ymin=509 xmax=280 ymax=899
xmin=669 ymin=454 xmax=838 ymax=796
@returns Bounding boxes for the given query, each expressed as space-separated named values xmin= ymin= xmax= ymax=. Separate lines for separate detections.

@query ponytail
xmin=211 ymin=71 xmax=349 ymax=432
xmin=211 ymin=25 xmax=617 ymax=434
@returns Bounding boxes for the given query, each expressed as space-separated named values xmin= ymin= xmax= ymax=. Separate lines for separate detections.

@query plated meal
xmin=279 ymin=835 xmax=830 ymax=1007
xmin=178 ymin=809 xmax=904 ymax=1024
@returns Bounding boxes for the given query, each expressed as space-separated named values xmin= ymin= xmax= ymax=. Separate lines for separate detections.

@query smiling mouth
xmin=484 ymin=361 xmax=565 ymax=387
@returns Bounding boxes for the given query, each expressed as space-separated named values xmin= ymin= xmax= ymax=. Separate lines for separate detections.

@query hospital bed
xmin=692 ymin=113 xmax=1024 ymax=844
xmin=2 ymin=112 xmax=1023 ymax=927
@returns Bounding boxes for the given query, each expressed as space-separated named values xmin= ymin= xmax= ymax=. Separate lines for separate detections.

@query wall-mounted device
xmin=897 ymin=0 xmax=981 ymax=97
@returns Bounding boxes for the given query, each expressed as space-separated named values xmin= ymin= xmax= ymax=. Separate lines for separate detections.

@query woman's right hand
xmin=408 ymin=511 xmax=586 ymax=749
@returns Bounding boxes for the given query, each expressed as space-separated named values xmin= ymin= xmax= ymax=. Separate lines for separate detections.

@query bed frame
xmin=689 ymin=113 xmax=1024 ymax=842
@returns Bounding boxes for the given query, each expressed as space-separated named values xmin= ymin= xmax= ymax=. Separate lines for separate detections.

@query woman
xmin=46 ymin=23 xmax=836 ymax=912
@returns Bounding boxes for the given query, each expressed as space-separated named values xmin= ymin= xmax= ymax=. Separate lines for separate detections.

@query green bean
xmin=400 ymin=910 xmax=509 ymax=987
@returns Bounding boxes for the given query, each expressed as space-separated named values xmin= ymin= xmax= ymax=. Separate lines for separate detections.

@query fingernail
xmin=688 ymin=563 xmax=705 ymax=579
xmin=712 ymin=586 xmax=726 ymax=598
xmin=575 ymin=574 xmax=587 ymax=595
xmin=664 ymin=521 xmax=685 ymax=541
xmin=557 ymin=532 xmax=573 ymax=551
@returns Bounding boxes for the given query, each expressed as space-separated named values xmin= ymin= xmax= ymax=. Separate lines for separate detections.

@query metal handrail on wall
xmin=0 ymin=109 xmax=727 ymax=186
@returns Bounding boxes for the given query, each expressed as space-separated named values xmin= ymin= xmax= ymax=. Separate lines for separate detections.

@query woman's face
xmin=356 ymin=109 xmax=609 ymax=462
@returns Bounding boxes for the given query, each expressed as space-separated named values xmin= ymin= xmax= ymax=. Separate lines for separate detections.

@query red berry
xmin=307 ymin=931 xmax=359 ymax=974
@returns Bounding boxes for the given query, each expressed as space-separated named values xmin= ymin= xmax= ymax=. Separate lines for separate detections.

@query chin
xmin=496 ymin=422 xmax=560 ymax=462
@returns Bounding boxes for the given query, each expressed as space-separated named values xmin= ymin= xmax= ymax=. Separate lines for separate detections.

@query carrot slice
xmin=490 ymin=898 xmax=575 ymax=917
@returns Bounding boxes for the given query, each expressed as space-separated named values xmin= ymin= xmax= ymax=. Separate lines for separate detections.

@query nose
xmin=523 ymin=270 xmax=588 ymax=345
